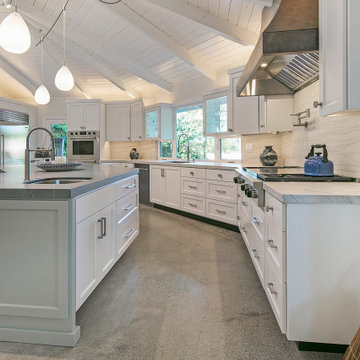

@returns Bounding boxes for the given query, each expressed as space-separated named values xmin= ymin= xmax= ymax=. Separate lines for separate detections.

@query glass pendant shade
xmin=0 ymin=12 xmax=31 ymax=54
xmin=34 ymin=85 xmax=50 ymax=105
xmin=55 ymin=65 xmax=74 ymax=91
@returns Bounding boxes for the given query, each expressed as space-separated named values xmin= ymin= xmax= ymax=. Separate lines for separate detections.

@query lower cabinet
xmin=75 ymin=177 xmax=139 ymax=310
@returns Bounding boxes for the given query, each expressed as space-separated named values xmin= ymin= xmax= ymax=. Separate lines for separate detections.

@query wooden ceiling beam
xmin=141 ymin=0 xmax=259 ymax=46
xmin=92 ymin=0 xmax=218 ymax=80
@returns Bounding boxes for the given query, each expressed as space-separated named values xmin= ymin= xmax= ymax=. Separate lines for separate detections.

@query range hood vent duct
xmin=237 ymin=0 xmax=319 ymax=97
xmin=0 ymin=108 xmax=29 ymax=125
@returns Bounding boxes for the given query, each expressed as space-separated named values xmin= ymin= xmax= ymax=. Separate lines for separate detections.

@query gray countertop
xmin=0 ymin=164 xmax=139 ymax=200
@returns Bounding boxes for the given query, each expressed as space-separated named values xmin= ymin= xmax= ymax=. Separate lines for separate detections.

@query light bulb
xmin=34 ymin=84 xmax=50 ymax=105
xmin=0 ymin=12 xmax=31 ymax=54
xmin=55 ymin=65 xmax=74 ymax=91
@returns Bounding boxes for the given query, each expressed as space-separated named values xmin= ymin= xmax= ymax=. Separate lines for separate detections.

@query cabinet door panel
xmin=233 ymin=96 xmax=259 ymax=134
xmin=131 ymin=100 xmax=144 ymax=141
xmin=76 ymin=213 xmax=98 ymax=310
xmin=96 ymin=204 xmax=116 ymax=282
xmin=68 ymin=104 xmax=84 ymax=131
xmin=146 ymin=109 xmax=160 ymax=139
xmin=84 ymin=103 xmax=100 ymax=130
xmin=165 ymin=167 xmax=181 ymax=208
xmin=150 ymin=167 xmax=166 ymax=204
xmin=106 ymin=104 xmax=131 ymax=142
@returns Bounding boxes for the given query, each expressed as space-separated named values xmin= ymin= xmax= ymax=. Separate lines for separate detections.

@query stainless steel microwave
xmin=67 ymin=130 xmax=100 ymax=163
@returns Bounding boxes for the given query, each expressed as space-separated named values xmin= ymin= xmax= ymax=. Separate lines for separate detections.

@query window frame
xmin=158 ymin=140 xmax=175 ymax=160
xmin=220 ymin=136 xmax=242 ymax=161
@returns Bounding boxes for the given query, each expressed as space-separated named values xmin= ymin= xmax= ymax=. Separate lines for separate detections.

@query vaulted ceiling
xmin=0 ymin=0 xmax=273 ymax=104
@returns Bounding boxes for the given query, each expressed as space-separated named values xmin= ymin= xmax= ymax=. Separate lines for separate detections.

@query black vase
xmin=129 ymin=148 xmax=139 ymax=160
xmin=260 ymin=146 xmax=278 ymax=166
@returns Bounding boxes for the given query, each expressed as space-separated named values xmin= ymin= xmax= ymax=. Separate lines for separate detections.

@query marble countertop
xmin=0 ymin=164 xmax=139 ymax=200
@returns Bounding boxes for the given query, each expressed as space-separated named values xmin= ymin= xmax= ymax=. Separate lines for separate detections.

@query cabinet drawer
xmin=115 ymin=176 xmax=138 ymax=200
xmin=182 ymin=195 xmax=206 ymax=216
xmin=206 ymin=199 xmax=237 ymax=224
xmin=248 ymin=227 xmax=265 ymax=284
xmin=116 ymin=210 xmax=139 ymax=261
xmin=266 ymin=218 xmax=285 ymax=279
xmin=181 ymin=178 xmax=205 ymax=197
xmin=265 ymin=192 xmax=284 ymax=230
xmin=117 ymin=191 xmax=138 ymax=224
xmin=265 ymin=254 xmax=286 ymax=333
xmin=206 ymin=180 xmax=237 ymax=203
xmin=206 ymin=169 xmax=235 ymax=182
xmin=181 ymin=167 xmax=205 ymax=179
xmin=250 ymin=204 xmax=265 ymax=240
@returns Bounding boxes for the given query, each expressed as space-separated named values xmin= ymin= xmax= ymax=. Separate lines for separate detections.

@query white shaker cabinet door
xmin=76 ymin=213 xmax=99 ymax=310
xmin=150 ymin=166 xmax=166 ymax=204
xmin=96 ymin=203 xmax=116 ymax=283
xmin=106 ymin=103 xmax=131 ymax=142
xmin=83 ymin=103 xmax=100 ymax=130
xmin=164 ymin=167 xmax=181 ymax=208
xmin=68 ymin=103 xmax=84 ymax=131
xmin=130 ymin=100 xmax=144 ymax=141
xmin=233 ymin=96 xmax=259 ymax=135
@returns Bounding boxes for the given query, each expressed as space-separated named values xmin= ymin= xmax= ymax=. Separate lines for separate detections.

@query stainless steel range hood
xmin=0 ymin=108 xmax=29 ymax=125
xmin=237 ymin=0 xmax=319 ymax=97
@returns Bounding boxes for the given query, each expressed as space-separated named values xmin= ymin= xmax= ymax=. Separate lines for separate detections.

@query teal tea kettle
xmin=304 ymin=144 xmax=334 ymax=176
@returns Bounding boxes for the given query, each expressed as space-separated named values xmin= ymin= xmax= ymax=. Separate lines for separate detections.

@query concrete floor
xmin=0 ymin=206 xmax=343 ymax=360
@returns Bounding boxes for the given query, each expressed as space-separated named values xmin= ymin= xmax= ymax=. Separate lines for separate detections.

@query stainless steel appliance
xmin=134 ymin=163 xmax=152 ymax=205
xmin=234 ymin=166 xmax=356 ymax=208
xmin=68 ymin=130 xmax=100 ymax=163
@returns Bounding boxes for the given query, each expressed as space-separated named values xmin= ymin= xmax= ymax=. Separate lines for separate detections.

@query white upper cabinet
xmin=105 ymin=99 xmax=145 ymax=142
xmin=145 ymin=104 xmax=173 ymax=140
xmin=106 ymin=103 xmax=131 ymax=142
xmin=67 ymin=100 xmax=102 ymax=131
xmin=233 ymin=96 xmax=260 ymax=135
xmin=130 ymin=100 xmax=144 ymax=141
xmin=203 ymin=90 xmax=230 ymax=135
xmin=319 ymin=0 xmax=360 ymax=116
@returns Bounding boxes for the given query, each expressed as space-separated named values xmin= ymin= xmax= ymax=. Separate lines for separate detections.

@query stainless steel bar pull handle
xmin=251 ymin=249 xmax=260 ymax=259
xmin=216 ymin=209 xmax=226 ymax=214
xmin=122 ymin=203 xmax=135 ymax=211
xmin=97 ymin=219 xmax=104 ymax=239
xmin=267 ymin=282 xmax=277 ymax=295
xmin=188 ymin=203 xmax=197 ymax=208
xmin=265 ymin=205 xmax=274 ymax=213
xmin=252 ymin=216 xmax=263 ymax=224
xmin=124 ymin=228 xmax=135 ymax=238
xmin=267 ymin=239 xmax=277 ymax=249
xmin=216 ymin=189 xmax=226 ymax=194
xmin=101 ymin=217 xmax=107 ymax=237
xmin=189 ymin=185 xmax=197 ymax=189
xmin=123 ymin=183 xmax=135 ymax=189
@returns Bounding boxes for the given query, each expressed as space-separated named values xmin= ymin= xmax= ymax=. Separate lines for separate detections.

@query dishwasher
xmin=134 ymin=163 xmax=152 ymax=205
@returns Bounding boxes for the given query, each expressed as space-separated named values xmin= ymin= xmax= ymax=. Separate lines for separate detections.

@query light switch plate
xmin=245 ymin=143 xmax=253 ymax=151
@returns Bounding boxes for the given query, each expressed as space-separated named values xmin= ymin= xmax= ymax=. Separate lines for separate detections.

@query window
xmin=159 ymin=141 xmax=173 ymax=158
xmin=204 ymin=93 xmax=228 ymax=134
xmin=176 ymin=105 xmax=215 ymax=160
xmin=221 ymin=137 xmax=241 ymax=160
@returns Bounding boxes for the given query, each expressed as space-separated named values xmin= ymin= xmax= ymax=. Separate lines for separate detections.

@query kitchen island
xmin=0 ymin=164 xmax=139 ymax=347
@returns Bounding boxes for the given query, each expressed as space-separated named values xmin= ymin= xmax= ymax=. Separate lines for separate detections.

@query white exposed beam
xmin=246 ymin=0 xmax=273 ymax=7
xmin=142 ymin=0 xmax=259 ymax=46
xmin=91 ymin=0 xmax=218 ymax=80
xmin=19 ymin=1 xmax=173 ymax=93
xmin=0 ymin=54 xmax=37 ymax=94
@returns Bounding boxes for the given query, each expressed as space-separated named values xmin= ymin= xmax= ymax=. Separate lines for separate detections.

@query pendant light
xmin=34 ymin=31 xmax=50 ymax=105
xmin=0 ymin=2 xmax=31 ymax=54
xmin=55 ymin=3 xmax=74 ymax=91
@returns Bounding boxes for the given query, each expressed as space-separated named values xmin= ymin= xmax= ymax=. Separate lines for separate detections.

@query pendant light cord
xmin=35 ymin=0 xmax=70 ymax=47
xmin=40 ymin=30 xmax=44 ymax=82
xmin=63 ymin=2 xmax=66 ymax=65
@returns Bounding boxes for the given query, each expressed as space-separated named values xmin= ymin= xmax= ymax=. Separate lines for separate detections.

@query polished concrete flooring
xmin=0 ymin=206 xmax=343 ymax=360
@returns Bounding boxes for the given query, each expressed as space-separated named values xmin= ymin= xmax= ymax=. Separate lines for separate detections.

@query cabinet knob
xmin=313 ymin=101 xmax=323 ymax=108
xmin=228 ymin=128 xmax=233 ymax=132
xmin=139 ymin=136 xmax=142 ymax=139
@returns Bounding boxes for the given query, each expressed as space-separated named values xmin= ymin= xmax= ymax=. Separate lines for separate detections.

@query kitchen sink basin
xmin=163 ymin=160 xmax=194 ymax=164
xmin=25 ymin=177 xmax=93 ymax=185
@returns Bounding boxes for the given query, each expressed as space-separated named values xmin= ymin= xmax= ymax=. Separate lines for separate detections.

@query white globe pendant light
xmin=0 ymin=11 xmax=31 ymax=54
xmin=55 ymin=65 xmax=74 ymax=91
xmin=34 ymin=31 xmax=50 ymax=105
xmin=35 ymin=84 xmax=50 ymax=105
xmin=55 ymin=3 xmax=74 ymax=92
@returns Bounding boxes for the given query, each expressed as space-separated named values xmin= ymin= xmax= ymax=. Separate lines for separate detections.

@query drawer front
xmin=250 ymin=204 xmax=265 ymax=240
xmin=76 ymin=176 xmax=138 ymax=223
xmin=238 ymin=194 xmax=251 ymax=214
xmin=248 ymin=227 xmax=265 ymax=284
xmin=266 ymin=218 xmax=285 ymax=279
xmin=238 ymin=209 xmax=251 ymax=249
xmin=181 ymin=178 xmax=205 ymax=197
xmin=182 ymin=195 xmax=206 ymax=216
xmin=265 ymin=254 xmax=286 ymax=333
xmin=265 ymin=192 xmax=284 ymax=231
xmin=116 ymin=211 xmax=139 ymax=261
xmin=206 ymin=169 xmax=236 ymax=182
xmin=206 ymin=180 xmax=237 ymax=203
xmin=117 ymin=191 xmax=138 ymax=224
xmin=206 ymin=199 xmax=237 ymax=224
xmin=181 ymin=167 xmax=206 ymax=179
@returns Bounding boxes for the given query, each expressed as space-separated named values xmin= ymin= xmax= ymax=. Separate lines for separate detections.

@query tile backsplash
xmin=110 ymin=141 xmax=158 ymax=160
xmin=282 ymin=81 xmax=360 ymax=177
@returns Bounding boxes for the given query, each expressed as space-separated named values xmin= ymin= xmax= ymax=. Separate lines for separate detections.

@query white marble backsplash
xmin=282 ymin=81 xmax=360 ymax=178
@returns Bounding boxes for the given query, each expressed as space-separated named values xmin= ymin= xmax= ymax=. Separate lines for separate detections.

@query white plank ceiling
xmin=0 ymin=0 xmax=268 ymax=103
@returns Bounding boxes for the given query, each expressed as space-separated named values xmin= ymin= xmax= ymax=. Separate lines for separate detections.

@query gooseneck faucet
xmin=25 ymin=127 xmax=55 ymax=181
xmin=177 ymin=133 xmax=191 ymax=163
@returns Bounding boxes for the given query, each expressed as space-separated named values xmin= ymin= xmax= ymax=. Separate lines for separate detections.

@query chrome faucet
xmin=25 ymin=127 xmax=55 ymax=181
xmin=177 ymin=133 xmax=191 ymax=163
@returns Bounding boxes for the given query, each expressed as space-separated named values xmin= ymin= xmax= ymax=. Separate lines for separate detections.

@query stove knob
xmin=249 ymin=189 xmax=258 ymax=198
xmin=241 ymin=184 xmax=250 ymax=191
xmin=233 ymin=176 xmax=245 ymax=184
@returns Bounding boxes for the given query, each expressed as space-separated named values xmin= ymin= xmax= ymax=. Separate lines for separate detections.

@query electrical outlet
xmin=245 ymin=143 xmax=253 ymax=151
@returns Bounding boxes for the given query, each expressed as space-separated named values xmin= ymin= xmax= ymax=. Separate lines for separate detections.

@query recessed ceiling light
xmin=261 ymin=63 xmax=268 ymax=68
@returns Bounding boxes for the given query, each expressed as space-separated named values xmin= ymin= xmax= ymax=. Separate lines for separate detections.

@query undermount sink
xmin=163 ymin=160 xmax=194 ymax=164
xmin=25 ymin=177 xmax=93 ymax=185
